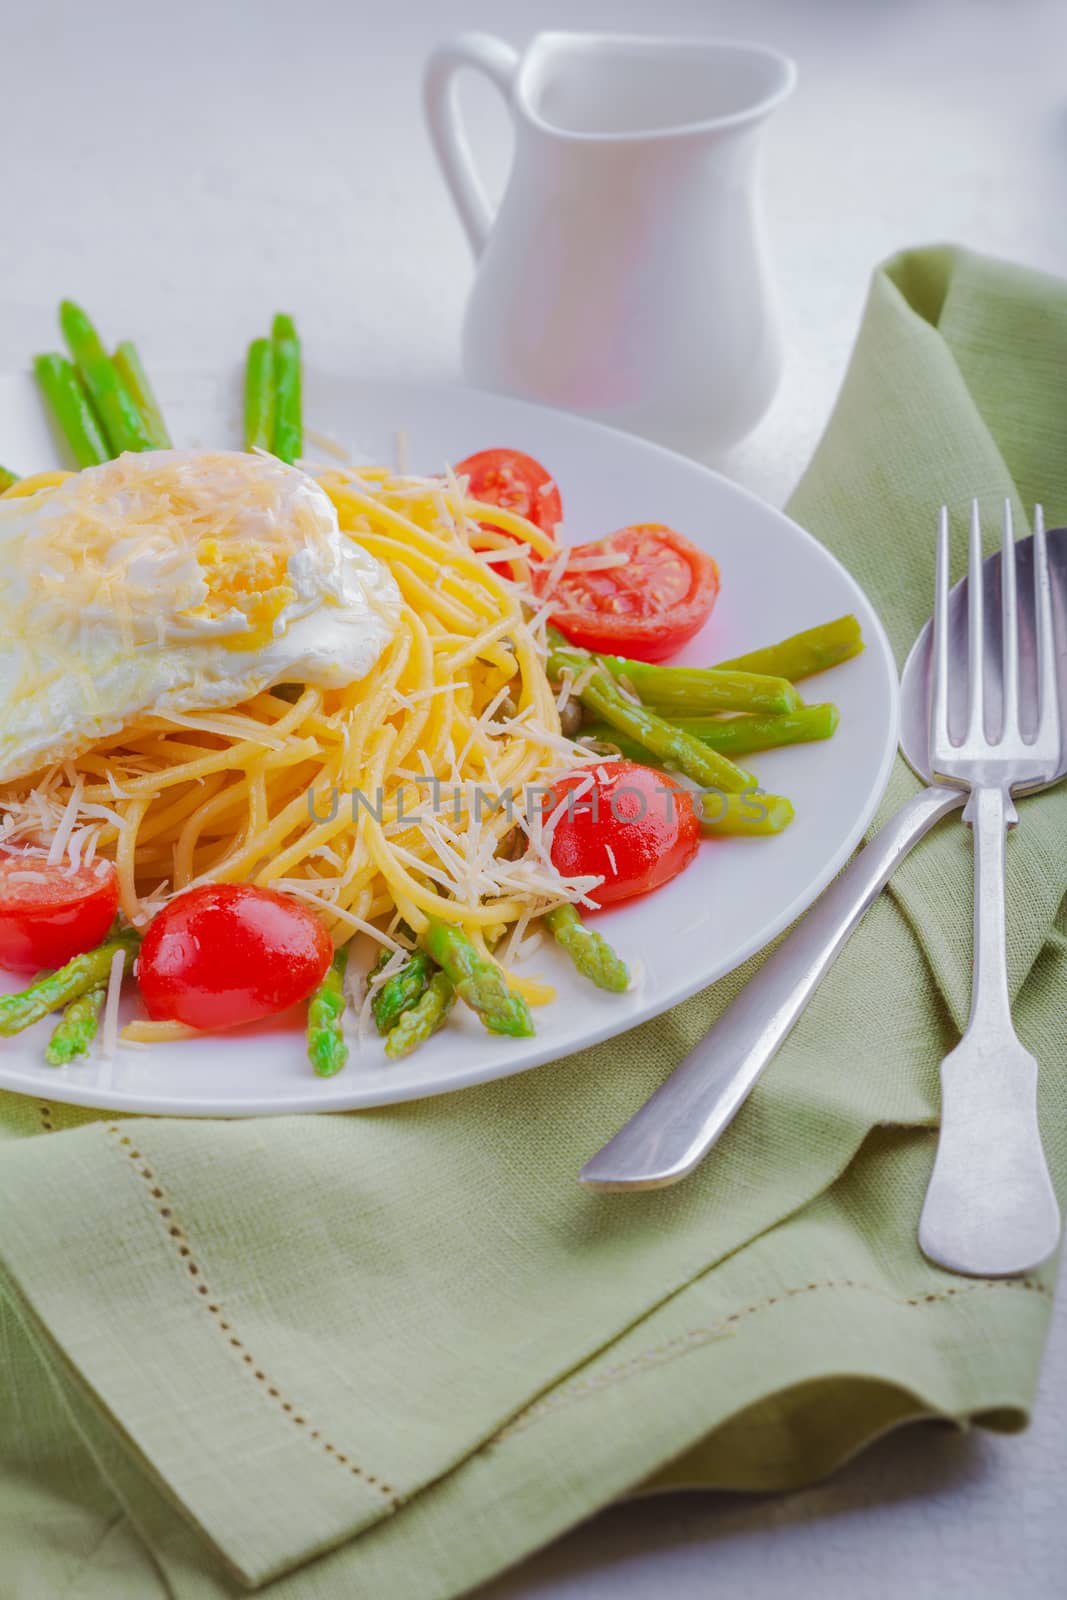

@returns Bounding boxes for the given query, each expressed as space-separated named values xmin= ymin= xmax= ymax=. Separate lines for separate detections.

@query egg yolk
xmin=193 ymin=538 xmax=297 ymax=650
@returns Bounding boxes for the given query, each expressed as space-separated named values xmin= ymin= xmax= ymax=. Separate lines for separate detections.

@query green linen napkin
xmin=1 ymin=245 xmax=1065 ymax=1600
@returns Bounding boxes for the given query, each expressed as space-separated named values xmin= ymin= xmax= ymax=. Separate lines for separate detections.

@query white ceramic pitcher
xmin=424 ymin=31 xmax=796 ymax=457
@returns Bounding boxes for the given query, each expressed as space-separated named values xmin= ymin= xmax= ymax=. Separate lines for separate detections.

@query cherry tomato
xmin=455 ymin=447 xmax=562 ymax=576
xmin=537 ymin=524 xmax=720 ymax=663
xmin=543 ymin=761 xmax=701 ymax=908
xmin=455 ymin=448 xmax=562 ymax=538
xmin=0 ymin=855 xmax=120 ymax=974
xmin=137 ymin=883 xmax=332 ymax=1031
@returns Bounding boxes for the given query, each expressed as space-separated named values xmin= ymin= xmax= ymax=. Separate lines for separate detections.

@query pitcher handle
xmin=423 ymin=31 xmax=520 ymax=258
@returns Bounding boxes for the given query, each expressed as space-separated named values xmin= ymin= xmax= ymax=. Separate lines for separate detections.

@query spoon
xmin=580 ymin=524 xmax=1067 ymax=1191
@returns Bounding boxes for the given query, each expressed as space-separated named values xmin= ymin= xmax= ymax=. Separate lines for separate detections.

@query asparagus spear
xmin=581 ymin=703 xmax=838 ymax=759
xmin=244 ymin=336 xmax=275 ymax=452
xmin=548 ymin=642 xmax=752 ymax=793
xmin=0 ymin=466 xmax=18 ymax=492
xmin=58 ymin=301 xmax=154 ymax=455
xmin=33 ymin=353 xmax=110 ymax=467
xmin=420 ymin=919 xmax=534 ymax=1037
xmin=545 ymin=904 xmax=629 ymax=992
xmin=699 ymin=791 xmax=794 ymax=836
xmin=271 ymin=313 xmax=302 ymax=464
xmin=676 ymin=704 xmax=838 ymax=751
xmin=307 ymin=946 xmax=348 ymax=1077
xmin=0 ymin=930 xmax=139 ymax=1037
xmin=372 ymin=948 xmax=433 ymax=1034
xmin=113 ymin=340 xmax=172 ymax=448
xmin=45 ymin=984 xmax=106 ymax=1065
xmin=715 ymin=615 xmax=864 ymax=682
xmin=384 ymin=970 xmax=456 ymax=1059
xmin=590 ymin=651 xmax=799 ymax=716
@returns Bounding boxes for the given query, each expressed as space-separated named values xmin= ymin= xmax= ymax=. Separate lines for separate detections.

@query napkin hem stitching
xmin=492 ymin=1274 xmax=1051 ymax=1441
xmin=103 ymin=1122 xmax=401 ymax=1511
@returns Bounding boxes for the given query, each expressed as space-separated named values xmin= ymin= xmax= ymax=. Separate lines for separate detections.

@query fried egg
xmin=0 ymin=450 xmax=402 ymax=782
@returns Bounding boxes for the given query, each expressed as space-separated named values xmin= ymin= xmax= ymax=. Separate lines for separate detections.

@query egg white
xmin=0 ymin=450 xmax=401 ymax=782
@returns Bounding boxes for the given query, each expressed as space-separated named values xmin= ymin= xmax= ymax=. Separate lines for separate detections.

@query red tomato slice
xmin=455 ymin=448 xmax=562 ymax=538
xmin=137 ymin=883 xmax=332 ymax=1031
xmin=455 ymin=448 xmax=562 ymax=577
xmin=538 ymin=524 xmax=720 ymax=663
xmin=544 ymin=761 xmax=701 ymax=908
xmin=0 ymin=855 xmax=120 ymax=974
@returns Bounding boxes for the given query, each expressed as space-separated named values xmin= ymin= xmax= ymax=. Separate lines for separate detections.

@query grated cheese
xmin=99 ymin=948 xmax=127 ymax=1061
xmin=561 ymin=551 xmax=631 ymax=573
xmin=46 ymin=778 xmax=84 ymax=866
xmin=540 ymin=544 xmax=571 ymax=600
xmin=356 ymin=946 xmax=409 ymax=1043
xmin=303 ymin=426 xmax=352 ymax=463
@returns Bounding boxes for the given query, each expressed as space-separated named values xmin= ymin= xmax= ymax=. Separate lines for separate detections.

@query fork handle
xmin=919 ymin=783 xmax=1060 ymax=1276
xmin=964 ymin=784 xmax=1017 ymax=1033
xmin=580 ymin=784 xmax=965 ymax=1190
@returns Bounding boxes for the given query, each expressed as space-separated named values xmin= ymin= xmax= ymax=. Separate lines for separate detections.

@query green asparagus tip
xmin=421 ymin=919 xmax=534 ymax=1037
xmin=45 ymin=984 xmax=107 ymax=1065
xmin=59 ymin=300 xmax=104 ymax=360
xmin=371 ymin=948 xmax=433 ymax=1034
xmin=308 ymin=1028 xmax=347 ymax=1078
xmin=384 ymin=970 xmax=456 ymax=1059
xmin=546 ymin=904 xmax=629 ymax=993
xmin=272 ymin=313 xmax=298 ymax=344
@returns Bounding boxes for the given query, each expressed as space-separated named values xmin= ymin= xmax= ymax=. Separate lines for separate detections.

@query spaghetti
xmin=0 ymin=465 xmax=605 ymax=965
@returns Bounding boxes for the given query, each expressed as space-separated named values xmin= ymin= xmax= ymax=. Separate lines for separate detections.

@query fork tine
xmin=1033 ymin=505 xmax=1061 ymax=755
xmin=965 ymin=499 xmax=985 ymax=743
xmin=1000 ymin=499 xmax=1019 ymax=743
xmin=930 ymin=506 xmax=952 ymax=766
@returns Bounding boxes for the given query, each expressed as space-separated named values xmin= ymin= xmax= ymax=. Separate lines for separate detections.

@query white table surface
xmin=2 ymin=1 xmax=1064 ymax=1595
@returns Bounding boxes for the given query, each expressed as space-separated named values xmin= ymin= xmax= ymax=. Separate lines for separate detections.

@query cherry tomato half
xmin=544 ymin=761 xmax=701 ymax=908
xmin=538 ymin=524 xmax=720 ymax=663
xmin=137 ymin=883 xmax=332 ymax=1031
xmin=455 ymin=447 xmax=562 ymax=577
xmin=0 ymin=855 xmax=120 ymax=974
xmin=455 ymin=448 xmax=562 ymax=538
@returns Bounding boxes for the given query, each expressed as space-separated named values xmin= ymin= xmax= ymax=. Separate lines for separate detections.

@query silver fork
xmin=920 ymin=501 xmax=1061 ymax=1277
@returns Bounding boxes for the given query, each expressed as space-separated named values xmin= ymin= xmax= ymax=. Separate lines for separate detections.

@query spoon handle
xmin=579 ymin=784 xmax=964 ymax=1190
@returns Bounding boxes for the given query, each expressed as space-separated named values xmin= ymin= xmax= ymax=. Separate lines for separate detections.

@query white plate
xmin=0 ymin=369 xmax=898 ymax=1115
